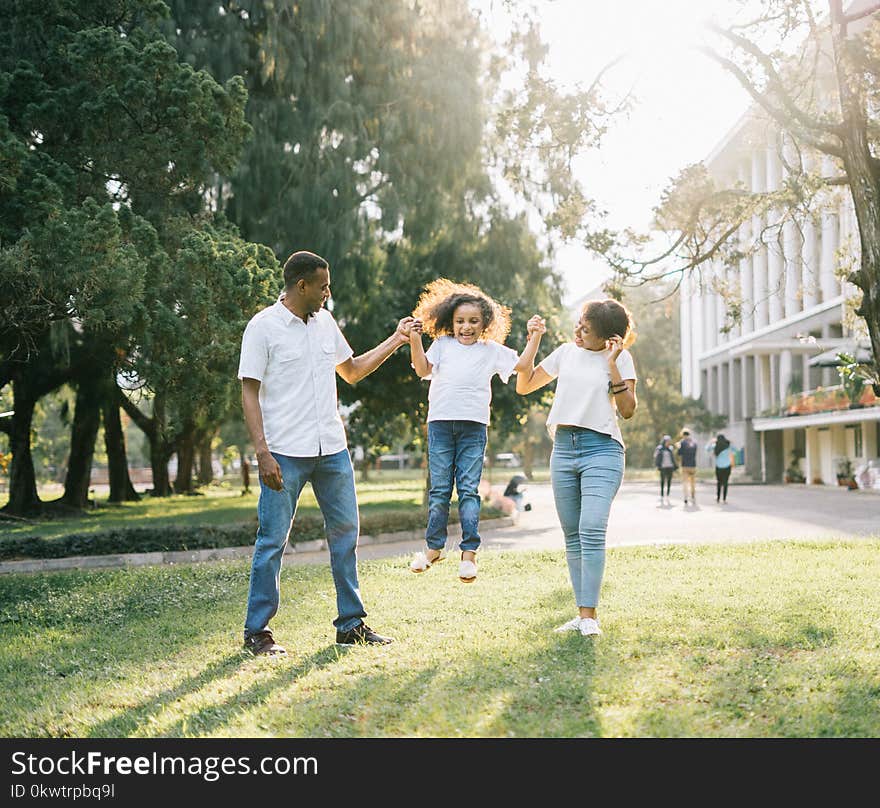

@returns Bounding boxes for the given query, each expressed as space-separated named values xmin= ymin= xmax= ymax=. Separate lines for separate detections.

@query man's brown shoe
xmin=244 ymin=630 xmax=287 ymax=656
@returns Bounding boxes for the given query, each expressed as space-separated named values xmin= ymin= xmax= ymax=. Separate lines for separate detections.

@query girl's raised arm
xmin=409 ymin=320 xmax=433 ymax=378
xmin=515 ymin=315 xmax=552 ymax=394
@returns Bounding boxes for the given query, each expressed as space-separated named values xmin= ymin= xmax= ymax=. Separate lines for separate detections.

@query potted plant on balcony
xmin=837 ymin=352 xmax=874 ymax=409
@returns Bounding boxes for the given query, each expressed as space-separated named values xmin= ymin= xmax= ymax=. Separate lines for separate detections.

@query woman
xmin=516 ymin=299 xmax=637 ymax=637
xmin=711 ymin=433 xmax=735 ymax=503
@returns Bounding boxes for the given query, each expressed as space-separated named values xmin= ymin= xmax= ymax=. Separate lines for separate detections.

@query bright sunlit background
xmin=475 ymin=0 xmax=752 ymax=303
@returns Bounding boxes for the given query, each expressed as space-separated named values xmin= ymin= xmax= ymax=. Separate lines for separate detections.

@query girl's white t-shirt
xmin=539 ymin=342 xmax=637 ymax=447
xmin=424 ymin=336 xmax=519 ymax=424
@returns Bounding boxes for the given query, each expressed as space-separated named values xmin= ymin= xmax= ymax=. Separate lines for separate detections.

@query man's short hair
xmin=283 ymin=251 xmax=328 ymax=287
xmin=681 ymin=428 xmax=691 ymax=436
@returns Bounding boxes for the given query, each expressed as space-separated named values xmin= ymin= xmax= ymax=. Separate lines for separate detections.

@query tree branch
xmin=708 ymin=23 xmax=841 ymax=138
xmin=840 ymin=3 xmax=880 ymax=25
xmin=699 ymin=47 xmax=846 ymax=159
xmin=118 ymin=389 xmax=154 ymax=438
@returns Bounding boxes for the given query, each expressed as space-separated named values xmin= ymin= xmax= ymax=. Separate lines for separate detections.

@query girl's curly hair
xmin=412 ymin=278 xmax=511 ymax=343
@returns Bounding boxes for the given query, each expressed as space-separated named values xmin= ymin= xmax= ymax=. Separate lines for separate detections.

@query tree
xmin=589 ymin=1 xmax=880 ymax=383
xmin=119 ymin=222 xmax=278 ymax=495
xmin=163 ymin=1 xmax=621 ymax=475
xmin=0 ymin=0 xmax=268 ymax=513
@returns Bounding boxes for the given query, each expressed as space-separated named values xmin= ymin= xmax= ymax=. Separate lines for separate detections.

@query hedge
xmin=0 ymin=506 xmax=502 ymax=561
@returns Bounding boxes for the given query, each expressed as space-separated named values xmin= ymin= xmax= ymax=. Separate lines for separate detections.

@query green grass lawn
xmin=1 ymin=540 xmax=878 ymax=738
xmin=0 ymin=479 xmax=428 ymax=541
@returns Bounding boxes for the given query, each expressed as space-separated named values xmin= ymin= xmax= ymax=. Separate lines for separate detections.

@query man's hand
xmin=257 ymin=450 xmax=283 ymax=491
xmin=395 ymin=316 xmax=418 ymax=345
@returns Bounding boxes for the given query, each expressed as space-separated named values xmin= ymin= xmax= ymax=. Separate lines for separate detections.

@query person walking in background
xmin=516 ymin=298 xmax=638 ymax=638
xmin=238 ymin=250 xmax=414 ymax=655
xmin=653 ymin=434 xmax=677 ymax=504
xmin=710 ymin=433 xmax=735 ymax=503
xmin=406 ymin=278 xmax=544 ymax=583
xmin=676 ymin=427 xmax=698 ymax=505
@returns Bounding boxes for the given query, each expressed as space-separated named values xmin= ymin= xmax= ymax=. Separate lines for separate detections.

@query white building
xmin=680 ymin=111 xmax=879 ymax=485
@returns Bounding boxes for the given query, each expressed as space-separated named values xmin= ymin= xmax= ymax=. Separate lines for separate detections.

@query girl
xmin=407 ymin=278 xmax=544 ymax=583
xmin=516 ymin=298 xmax=637 ymax=637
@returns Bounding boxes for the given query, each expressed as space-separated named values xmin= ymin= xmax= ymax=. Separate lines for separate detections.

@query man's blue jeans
xmin=550 ymin=427 xmax=625 ymax=609
xmin=244 ymin=449 xmax=366 ymax=637
xmin=426 ymin=420 xmax=487 ymax=554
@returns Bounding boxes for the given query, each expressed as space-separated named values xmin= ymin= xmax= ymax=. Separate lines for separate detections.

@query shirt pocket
xmin=319 ymin=339 xmax=338 ymax=368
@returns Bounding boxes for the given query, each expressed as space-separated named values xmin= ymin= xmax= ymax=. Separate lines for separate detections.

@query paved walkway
xmin=294 ymin=478 xmax=878 ymax=566
xmin=2 ymin=480 xmax=876 ymax=574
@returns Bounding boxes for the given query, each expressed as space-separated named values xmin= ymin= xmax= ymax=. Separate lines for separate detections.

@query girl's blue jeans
xmin=425 ymin=420 xmax=487 ymax=554
xmin=550 ymin=426 xmax=625 ymax=609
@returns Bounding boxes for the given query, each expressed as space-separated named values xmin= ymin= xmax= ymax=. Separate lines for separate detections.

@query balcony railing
xmin=773 ymin=384 xmax=878 ymax=418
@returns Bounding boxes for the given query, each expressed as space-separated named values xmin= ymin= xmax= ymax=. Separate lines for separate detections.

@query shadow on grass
xmin=92 ymin=645 xmax=354 ymax=738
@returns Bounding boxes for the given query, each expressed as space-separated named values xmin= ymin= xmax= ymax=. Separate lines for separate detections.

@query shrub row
xmin=0 ymin=510 xmax=432 ymax=561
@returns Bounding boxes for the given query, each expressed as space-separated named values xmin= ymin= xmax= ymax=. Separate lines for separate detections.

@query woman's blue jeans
xmin=244 ymin=449 xmax=366 ymax=637
xmin=426 ymin=420 xmax=487 ymax=553
xmin=550 ymin=427 xmax=625 ymax=609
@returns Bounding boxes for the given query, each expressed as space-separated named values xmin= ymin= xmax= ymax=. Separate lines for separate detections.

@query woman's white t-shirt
xmin=424 ymin=336 xmax=519 ymax=424
xmin=539 ymin=342 xmax=637 ymax=447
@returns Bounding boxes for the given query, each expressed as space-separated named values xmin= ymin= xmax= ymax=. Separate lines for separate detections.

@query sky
xmin=475 ymin=0 xmax=754 ymax=304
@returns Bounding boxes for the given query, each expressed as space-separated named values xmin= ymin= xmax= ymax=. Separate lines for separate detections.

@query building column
xmin=820 ymin=156 xmax=840 ymax=302
xmin=781 ymin=136 xmax=802 ymax=319
xmin=738 ymin=162 xmax=754 ymax=335
xmin=766 ymin=141 xmax=784 ymax=323
xmin=804 ymin=427 xmax=815 ymax=485
xmin=752 ymin=149 xmax=769 ymax=328
xmin=802 ymin=155 xmax=819 ymax=310
xmin=757 ymin=354 xmax=772 ymax=414
xmin=680 ymin=271 xmax=693 ymax=397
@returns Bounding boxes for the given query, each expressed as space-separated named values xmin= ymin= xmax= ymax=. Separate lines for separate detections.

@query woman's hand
xmin=606 ymin=334 xmax=624 ymax=362
xmin=526 ymin=315 xmax=546 ymax=339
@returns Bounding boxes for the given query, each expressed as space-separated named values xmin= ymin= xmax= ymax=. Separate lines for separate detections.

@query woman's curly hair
xmin=412 ymin=278 xmax=511 ymax=343
xmin=581 ymin=299 xmax=637 ymax=348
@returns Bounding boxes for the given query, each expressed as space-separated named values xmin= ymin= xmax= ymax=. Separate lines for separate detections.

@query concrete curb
xmin=0 ymin=517 xmax=517 ymax=575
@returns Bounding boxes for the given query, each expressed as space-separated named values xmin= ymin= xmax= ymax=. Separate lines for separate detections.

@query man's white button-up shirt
xmin=238 ymin=302 xmax=354 ymax=457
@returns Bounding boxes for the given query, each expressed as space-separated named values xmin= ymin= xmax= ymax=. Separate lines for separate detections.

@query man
xmin=676 ymin=427 xmax=698 ymax=505
xmin=238 ymin=250 xmax=415 ymax=655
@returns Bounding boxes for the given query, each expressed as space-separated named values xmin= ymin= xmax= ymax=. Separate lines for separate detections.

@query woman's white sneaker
xmin=579 ymin=617 xmax=602 ymax=636
xmin=553 ymin=616 xmax=583 ymax=633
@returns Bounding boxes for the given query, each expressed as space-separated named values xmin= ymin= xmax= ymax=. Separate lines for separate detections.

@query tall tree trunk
xmin=197 ymin=429 xmax=214 ymax=486
xmin=150 ymin=444 xmax=173 ymax=497
xmin=174 ymin=422 xmax=196 ymax=493
xmin=832 ymin=4 xmax=880 ymax=383
xmin=522 ymin=439 xmax=534 ymax=480
xmin=2 ymin=384 xmax=41 ymax=516
xmin=57 ymin=378 xmax=101 ymax=509
xmin=103 ymin=384 xmax=139 ymax=503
